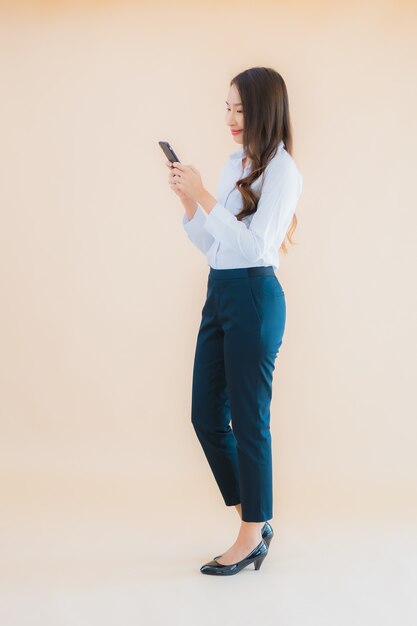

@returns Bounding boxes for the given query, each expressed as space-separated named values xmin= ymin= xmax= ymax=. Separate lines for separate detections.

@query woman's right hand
xmin=166 ymin=160 xmax=193 ymax=203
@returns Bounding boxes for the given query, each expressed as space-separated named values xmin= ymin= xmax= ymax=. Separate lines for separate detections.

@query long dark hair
xmin=231 ymin=67 xmax=298 ymax=254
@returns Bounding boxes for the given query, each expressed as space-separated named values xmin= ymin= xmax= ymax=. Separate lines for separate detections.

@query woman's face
xmin=226 ymin=84 xmax=244 ymax=145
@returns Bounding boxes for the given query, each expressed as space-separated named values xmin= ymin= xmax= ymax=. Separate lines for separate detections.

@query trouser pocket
xmin=247 ymin=275 xmax=284 ymax=324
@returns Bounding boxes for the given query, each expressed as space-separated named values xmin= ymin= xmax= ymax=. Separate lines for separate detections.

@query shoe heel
xmin=254 ymin=553 xmax=267 ymax=571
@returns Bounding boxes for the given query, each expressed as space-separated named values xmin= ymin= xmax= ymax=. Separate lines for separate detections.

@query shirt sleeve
xmin=202 ymin=157 xmax=303 ymax=263
xmin=182 ymin=162 xmax=229 ymax=256
xmin=182 ymin=204 xmax=215 ymax=255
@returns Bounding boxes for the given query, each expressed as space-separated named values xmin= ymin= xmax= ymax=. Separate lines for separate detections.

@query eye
xmin=226 ymin=108 xmax=243 ymax=113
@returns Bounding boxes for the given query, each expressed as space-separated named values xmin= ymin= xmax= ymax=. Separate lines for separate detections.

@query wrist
xmin=182 ymin=196 xmax=197 ymax=210
xmin=197 ymin=189 xmax=217 ymax=213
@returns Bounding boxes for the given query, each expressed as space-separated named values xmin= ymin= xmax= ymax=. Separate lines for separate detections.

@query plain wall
xmin=0 ymin=0 xmax=416 ymax=535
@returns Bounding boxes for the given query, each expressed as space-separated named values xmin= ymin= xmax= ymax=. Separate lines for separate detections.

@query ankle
xmin=240 ymin=521 xmax=264 ymax=531
xmin=237 ymin=526 xmax=263 ymax=545
xmin=234 ymin=503 xmax=242 ymax=519
xmin=236 ymin=535 xmax=263 ymax=551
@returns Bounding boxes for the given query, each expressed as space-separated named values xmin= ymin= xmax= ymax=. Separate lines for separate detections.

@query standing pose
xmin=166 ymin=67 xmax=303 ymax=576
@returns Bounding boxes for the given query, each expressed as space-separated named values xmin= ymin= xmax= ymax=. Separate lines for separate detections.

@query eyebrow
xmin=226 ymin=100 xmax=242 ymax=106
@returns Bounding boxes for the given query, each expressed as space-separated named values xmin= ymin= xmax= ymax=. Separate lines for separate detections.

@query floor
xmin=1 ymin=478 xmax=416 ymax=626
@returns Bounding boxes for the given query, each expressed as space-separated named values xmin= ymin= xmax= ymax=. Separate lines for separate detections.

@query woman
xmin=166 ymin=67 xmax=303 ymax=576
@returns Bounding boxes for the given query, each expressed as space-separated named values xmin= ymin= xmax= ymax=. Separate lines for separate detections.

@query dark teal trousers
xmin=190 ymin=266 xmax=286 ymax=522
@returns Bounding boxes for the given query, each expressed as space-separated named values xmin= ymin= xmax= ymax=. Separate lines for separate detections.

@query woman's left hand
xmin=171 ymin=162 xmax=205 ymax=204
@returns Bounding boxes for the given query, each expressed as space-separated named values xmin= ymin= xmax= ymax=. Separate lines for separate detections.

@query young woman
xmin=166 ymin=67 xmax=303 ymax=576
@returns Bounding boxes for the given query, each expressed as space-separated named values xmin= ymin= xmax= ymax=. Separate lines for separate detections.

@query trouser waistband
xmin=209 ymin=266 xmax=275 ymax=280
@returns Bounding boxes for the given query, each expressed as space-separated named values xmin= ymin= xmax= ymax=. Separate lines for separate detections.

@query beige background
xmin=1 ymin=1 xmax=416 ymax=624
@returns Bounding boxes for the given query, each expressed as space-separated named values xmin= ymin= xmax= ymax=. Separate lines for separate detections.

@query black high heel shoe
xmin=200 ymin=539 xmax=268 ymax=576
xmin=213 ymin=521 xmax=274 ymax=560
xmin=261 ymin=521 xmax=274 ymax=547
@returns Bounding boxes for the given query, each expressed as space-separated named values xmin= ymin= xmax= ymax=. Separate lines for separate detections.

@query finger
xmin=172 ymin=162 xmax=185 ymax=170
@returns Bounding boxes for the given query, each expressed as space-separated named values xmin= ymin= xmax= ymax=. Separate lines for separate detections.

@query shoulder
xmin=264 ymin=147 xmax=303 ymax=194
xmin=265 ymin=146 xmax=300 ymax=176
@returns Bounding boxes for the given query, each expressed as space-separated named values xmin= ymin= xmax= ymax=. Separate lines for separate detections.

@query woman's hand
xmin=166 ymin=160 xmax=191 ymax=202
xmin=168 ymin=161 xmax=205 ymax=204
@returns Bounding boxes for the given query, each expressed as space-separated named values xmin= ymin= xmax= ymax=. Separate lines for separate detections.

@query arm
xmin=181 ymin=162 xmax=230 ymax=255
xmin=182 ymin=203 xmax=215 ymax=255
xmin=199 ymin=158 xmax=303 ymax=263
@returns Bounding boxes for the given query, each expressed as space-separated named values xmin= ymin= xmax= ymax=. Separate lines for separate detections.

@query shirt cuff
xmin=203 ymin=202 xmax=237 ymax=239
xmin=182 ymin=204 xmax=207 ymax=232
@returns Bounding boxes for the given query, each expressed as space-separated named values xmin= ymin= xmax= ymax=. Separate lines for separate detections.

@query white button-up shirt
xmin=182 ymin=139 xmax=303 ymax=270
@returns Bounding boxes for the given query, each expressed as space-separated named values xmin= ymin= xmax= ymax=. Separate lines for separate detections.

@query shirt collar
xmin=229 ymin=139 xmax=285 ymax=160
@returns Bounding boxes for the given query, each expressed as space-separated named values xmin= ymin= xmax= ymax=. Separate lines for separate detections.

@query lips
xmin=231 ymin=129 xmax=242 ymax=134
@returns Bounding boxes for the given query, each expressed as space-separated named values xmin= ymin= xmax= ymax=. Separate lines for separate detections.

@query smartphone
xmin=158 ymin=141 xmax=181 ymax=164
